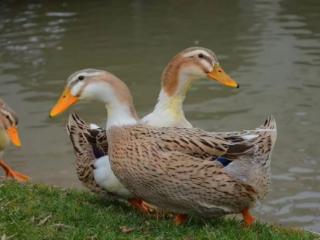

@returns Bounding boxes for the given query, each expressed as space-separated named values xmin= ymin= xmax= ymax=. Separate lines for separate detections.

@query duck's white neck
xmin=144 ymin=71 xmax=194 ymax=128
xmin=82 ymin=82 xmax=138 ymax=129
xmin=153 ymin=90 xmax=186 ymax=118
xmin=105 ymin=102 xmax=137 ymax=129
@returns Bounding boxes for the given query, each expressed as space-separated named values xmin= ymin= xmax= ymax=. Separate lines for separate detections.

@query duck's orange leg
xmin=174 ymin=214 xmax=188 ymax=225
xmin=128 ymin=198 xmax=151 ymax=214
xmin=241 ymin=208 xmax=255 ymax=226
xmin=0 ymin=160 xmax=29 ymax=182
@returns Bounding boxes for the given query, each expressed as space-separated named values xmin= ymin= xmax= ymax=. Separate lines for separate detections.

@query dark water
xmin=0 ymin=0 xmax=319 ymax=232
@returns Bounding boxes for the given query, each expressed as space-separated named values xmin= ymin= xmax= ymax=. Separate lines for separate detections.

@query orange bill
xmin=6 ymin=126 xmax=22 ymax=147
xmin=207 ymin=65 xmax=239 ymax=88
xmin=50 ymin=87 xmax=79 ymax=118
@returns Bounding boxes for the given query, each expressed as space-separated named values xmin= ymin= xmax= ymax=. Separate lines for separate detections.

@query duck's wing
xmin=215 ymin=116 xmax=277 ymax=160
xmin=66 ymin=113 xmax=108 ymax=195
xmin=90 ymin=116 xmax=276 ymax=167
xmin=113 ymin=124 xmax=265 ymax=162
xmin=93 ymin=125 xmax=248 ymax=162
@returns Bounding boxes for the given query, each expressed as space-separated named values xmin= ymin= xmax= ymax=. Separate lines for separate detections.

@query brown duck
xmin=68 ymin=113 xmax=277 ymax=225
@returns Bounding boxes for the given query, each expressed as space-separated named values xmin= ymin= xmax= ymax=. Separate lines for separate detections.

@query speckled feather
xmin=66 ymin=114 xmax=114 ymax=198
xmin=70 ymin=113 xmax=277 ymax=216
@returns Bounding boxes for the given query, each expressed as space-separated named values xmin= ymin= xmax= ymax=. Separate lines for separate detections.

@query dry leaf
xmin=37 ymin=215 xmax=51 ymax=226
xmin=86 ymin=234 xmax=97 ymax=240
xmin=52 ymin=223 xmax=73 ymax=230
xmin=1 ymin=234 xmax=16 ymax=240
xmin=119 ymin=226 xmax=135 ymax=234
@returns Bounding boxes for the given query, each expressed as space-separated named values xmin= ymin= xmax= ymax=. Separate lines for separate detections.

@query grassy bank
xmin=0 ymin=181 xmax=315 ymax=240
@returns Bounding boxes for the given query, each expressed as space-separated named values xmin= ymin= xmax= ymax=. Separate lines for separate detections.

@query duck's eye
xmin=5 ymin=115 xmax=13 ymax=124
xmin=78 ymin=75 xmax=84 ymax=81
xmin=198 ymin=53 xmax=204 ymax=58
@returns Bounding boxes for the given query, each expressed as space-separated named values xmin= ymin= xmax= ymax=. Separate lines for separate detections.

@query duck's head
xmin=0 ymin=99 xmax=21 ymax=147
xmin=49 ymin=69 xmax=137 ymax=119
xmin=162 ymin=47 xmax=239 ymax=96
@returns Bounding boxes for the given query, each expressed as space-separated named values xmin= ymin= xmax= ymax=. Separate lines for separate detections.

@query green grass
xmin=0 ymin=181 xmax=316 ymax=240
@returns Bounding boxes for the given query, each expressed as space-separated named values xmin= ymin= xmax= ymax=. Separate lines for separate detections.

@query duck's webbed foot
xmin=128 ymin=199 xmax=169 ymax=219
xmin=242 ymin=208 xmax=255 ymax=226
xmin=128 ymin=198 xmax=151 ymax=214
xmin=174 ymin=214 xmax=188 ymax=225
xmin=0 ymin=160 xmax=29 ymax=182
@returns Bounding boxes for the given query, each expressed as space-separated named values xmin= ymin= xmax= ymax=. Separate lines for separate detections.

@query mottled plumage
xmin=66 ymin=115 xmax=110 ymax=196
xmin=69 ymin=113 xmax=277 ymax=218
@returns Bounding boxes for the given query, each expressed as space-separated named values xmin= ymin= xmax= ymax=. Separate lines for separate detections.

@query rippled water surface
xmin=0 ymin=0 xmax=319 ymax=232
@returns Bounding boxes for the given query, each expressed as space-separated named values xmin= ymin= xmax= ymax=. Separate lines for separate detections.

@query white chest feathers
xmin=93 ymin=156 xmax=132 ymax=198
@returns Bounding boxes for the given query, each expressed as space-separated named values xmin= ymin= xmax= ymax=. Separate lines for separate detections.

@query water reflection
xmin=0 ymin=0 xmax=319 ymax=232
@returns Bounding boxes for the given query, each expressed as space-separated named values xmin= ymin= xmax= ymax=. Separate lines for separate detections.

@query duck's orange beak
xmin=50 ymin=87 xmax=79 ymax=118
xmin=6 ymin=126 xmax=21 ymax=147
xmin=207 ymin=65 xmax=239 ymax=88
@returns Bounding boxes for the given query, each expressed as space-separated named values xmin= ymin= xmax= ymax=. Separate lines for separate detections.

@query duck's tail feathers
xmin=223 ymin=116 xmax=277 ymax=199
xmin=260 ymin=115 xmax=277 ymax=146
xmin=252 ymin=115 xmax=277 ymax=162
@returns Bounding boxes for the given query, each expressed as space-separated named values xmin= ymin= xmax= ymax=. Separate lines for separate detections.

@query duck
xmin=0 ymin=98 xmax=29 ymax=182
xmin=69 ymin=113 xmax=277 ymax=226
xmin=49 ymin=47 xmax=238 ymax=213
xmin=50 ymin=69 xmax=148 ymax=211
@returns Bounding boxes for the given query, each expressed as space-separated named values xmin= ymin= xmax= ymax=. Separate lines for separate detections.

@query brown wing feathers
xmin=66 ymin=113 xmax=107 ymax=194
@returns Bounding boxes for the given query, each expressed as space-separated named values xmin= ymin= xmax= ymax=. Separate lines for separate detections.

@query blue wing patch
xmin=91 ymin=143 xmax=105 ymax=159
xmin=216 ymin=157 xmax=232 ymax=167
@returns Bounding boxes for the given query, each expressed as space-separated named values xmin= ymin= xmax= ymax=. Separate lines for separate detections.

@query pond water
xmin=0 ymin=0 xmax=319 ymax=232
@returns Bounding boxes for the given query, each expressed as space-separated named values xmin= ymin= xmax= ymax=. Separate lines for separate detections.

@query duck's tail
xmin=252 ymin=115 xmax=277 ymax=166
xmin=66 ymin=113 xmax=106 ymax=194
xmin=223 ymin=115 xmax=277 ymax=199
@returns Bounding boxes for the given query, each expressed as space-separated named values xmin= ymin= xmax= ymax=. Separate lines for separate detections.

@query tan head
xmin=49 ymin=69 xmax=137 ymax=119
xmin=0 ymin=98 xmax=21 ymax=147
xmin=162 ymin=47 xmax=239 ymax=96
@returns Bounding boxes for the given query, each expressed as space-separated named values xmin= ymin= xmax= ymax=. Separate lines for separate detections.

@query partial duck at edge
xmin=0 ymin=98 xmax=29 ymax=182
